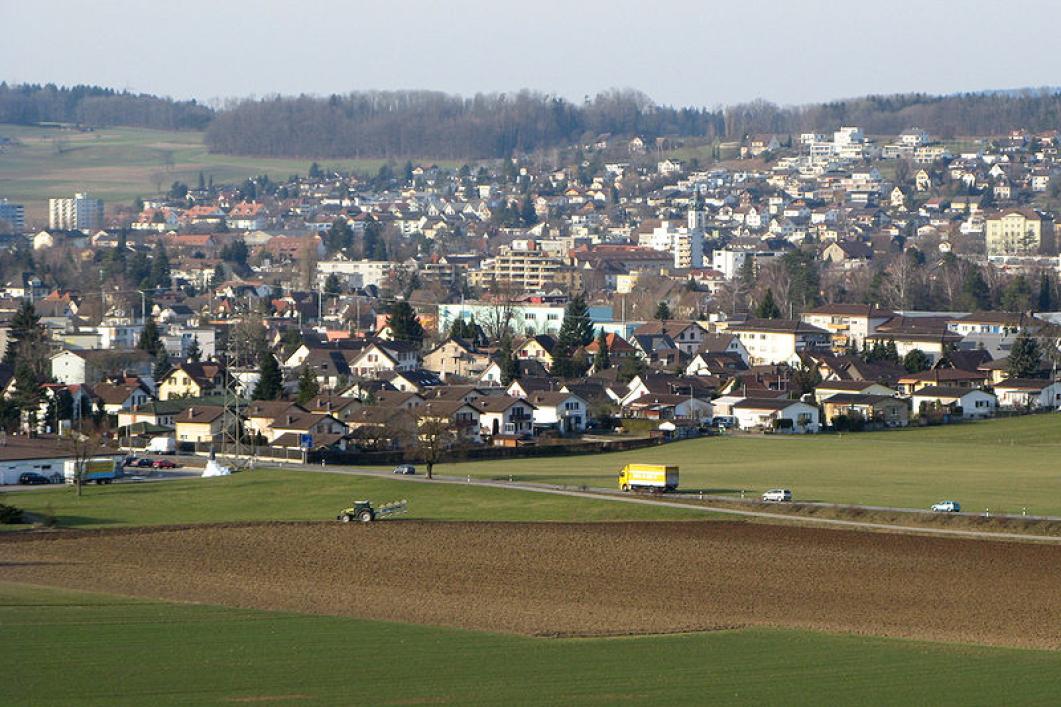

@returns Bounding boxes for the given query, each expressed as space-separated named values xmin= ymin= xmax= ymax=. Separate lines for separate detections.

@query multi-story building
xmin=470 ymin=242 xmax=567 ymax=291
xmin=315 ymin=258 xmax=396 ymax=289
xmin=48 ymin=193 xmax=104 ymax=231
xmin=800 ymin=304 xmax=895 ymax=350
xmin=725 ymin=319 xmax=830 ymax=366
xmin=0 ymin=199 xmax=25 ymax=232
xmin=637 ymin=219 xmax=703 ymax=269
xmin=985 ymin=209 xmax=1049 ymax=256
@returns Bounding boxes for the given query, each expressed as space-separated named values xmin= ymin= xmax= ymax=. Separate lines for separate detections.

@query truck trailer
xmin=618 ymin=464 xmax=679 ymax=493
xmin=64 ymin=458 xmax=123 ymax=485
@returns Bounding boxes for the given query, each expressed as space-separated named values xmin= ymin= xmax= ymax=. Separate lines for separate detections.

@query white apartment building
xmin=726 ymin=319 xmax=831 ymax=365
xmin=438 ymin=301 xmax=613 ymax=338
xmin=316 ymin=258 xmax=396 ymax=289
xmin=637 ymin=220 xmax=703 ymax=269
xmin=48 ymin=193 xmax=104 ymax=231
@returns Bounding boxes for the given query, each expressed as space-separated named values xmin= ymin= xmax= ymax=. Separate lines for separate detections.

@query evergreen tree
xmin=152 ymin=350 xmax=170 ymax=380
xmin=186 ymin=336 xmax=201 ymax=363
xmin=903 ymin=349 xmax=931 ymax=373
xmin=498 ymin=335 xmax=519 ymax=385
xmin=559 ymin=294 xmax=594 ymax=347
xmin=148 ymin=242 xmax=171 ymax=289
xmin=11 ymin=357 xmax=44 ymax=430
xmin=655 ymin=301 xmax=672 ymax=322
xmin=137 ymin=318 xmax=163 ymax=356
xmin=296 ymin=365 xmax=320 ymax=404
xmin=308 ymin=162 xmax=322 ymax=179
xmin=1007 ymin=331 xmax=1042 ymax=379
xmin=323 ymin=273 xmax=342 ymax=296
xmin=2 ymin=300 xmax=43 ymax=366
xmin=754 ymin=289 xmax=782 ymax=319
xmin=254 ymin=351 xmax=284 ymax=400
xmin=739 ymin=256 xmax=755 ymax=285
xmin=884 ymin=339 xmax=900 ymax=363
xmin=1038 ymin=273 xmax=1054 ymax=312
xmin=1001 ymin=274 xmax=1033 ymax=312
xmin=959 ymin=269 xmax=991 ymax=311
xmin=386 ymin=301 xmax=424 ymax=346
xmin=781 ymin=249 xmax=821 ymax=310
xmin=519 ymin=198 xmax=538 ymax=226
xmin=593 ymin=330 xmax=611 ymax=371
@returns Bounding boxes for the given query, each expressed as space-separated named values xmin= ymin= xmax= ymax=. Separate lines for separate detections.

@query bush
xmin=0 ymin=503 xmax=24 ymax=524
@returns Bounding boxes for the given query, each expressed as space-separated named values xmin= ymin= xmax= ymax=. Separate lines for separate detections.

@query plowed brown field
xmin=3 ymin=521 xmax=1060 ymax=648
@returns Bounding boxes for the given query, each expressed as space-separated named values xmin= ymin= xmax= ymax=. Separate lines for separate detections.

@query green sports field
xmin=443 ymin=415 xmax=1061 ymax=517
xmin=3 ymin=583 xmax=1059 ymax=706
xmin=0 ymin=123 xmax=452 ymax=223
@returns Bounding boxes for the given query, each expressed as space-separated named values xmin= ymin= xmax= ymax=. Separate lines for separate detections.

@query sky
xmin=3 ymin=0 xmax=1061 ymax=109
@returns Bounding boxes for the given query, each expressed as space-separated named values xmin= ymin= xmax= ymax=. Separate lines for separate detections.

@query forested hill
xmin=204 ymin=89 xmax=1061 ymax=159
xmin=0 ymin=83 xmax=213 ymax=130
xmin=203 ymin=90 xmax=721 ymax=159
xmin=6 ymin=81 xmax=1061 ymax=159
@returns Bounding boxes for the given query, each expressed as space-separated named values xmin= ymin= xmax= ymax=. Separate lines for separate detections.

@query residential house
xmin=731 ymin=398 xmax=820 ymax=433
xmin=895 ymin=369 xmax=989 ymax=395
xmin=526 ymin=391 xmax=589 ymax=434
xmin=631 ymin=321 xmax=708 ymax=356
xmin=474 ymin=396 xmax=536 ymax=438
xmin=821 ymin=394 xmax=909 ymax=427
xmin=813 ymin=380 xmax=898 ymax=404
xmin=349 ymin=340 xmax=420 ymax=378
xmin=422 ymin=337 xmax=491 ymax=380
xmin=623 ymin=393 xmax=713 ymax=424
xmin=51 ymin=349 xmax=154 ymax=387
xmin=173 ymin=405 xmax=235 ymax=444
xmin=157 ymin=362 xmax=227 ymax=400
xmin=910 ymin=386 xmax=997 ymax=419
xmin=994 ymin=378 xmax=1061 ymax=410
xmin=414 ymin=400 xmax=482 ymax=444
xmin=268 ymin=411 xmax=348 ymax=448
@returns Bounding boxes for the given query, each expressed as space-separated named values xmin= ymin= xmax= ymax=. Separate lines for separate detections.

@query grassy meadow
xmin=3 ymin=582 xmax=1059 ymax=706
xmin=0 ymin=469 xmax=706 ymax=530
xmin=0 ymin=123 xmax=452 ymax=223
xmin=425 ymin=415 xmax=1061 ymax=517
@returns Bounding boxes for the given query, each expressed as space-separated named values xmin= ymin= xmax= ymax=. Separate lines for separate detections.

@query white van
xmin=761 ymin=488 xmax=792 ymax=502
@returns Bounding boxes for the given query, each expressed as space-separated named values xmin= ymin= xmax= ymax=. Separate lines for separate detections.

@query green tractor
xmin=336 ymin=499 xmax=408 ymax=523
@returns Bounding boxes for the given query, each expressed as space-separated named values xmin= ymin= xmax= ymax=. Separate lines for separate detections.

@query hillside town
xmin=1 ymin=125 xmax=1060 ymax=470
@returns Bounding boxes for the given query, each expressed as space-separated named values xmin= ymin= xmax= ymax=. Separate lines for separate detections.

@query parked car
xmin=761 ymin=488 xmax=792 ymax=502
xmin=18 ymin=472 xmax=52 ymax=485
xmin=152 ymin=459 xmax=180 ymax=469
xmin=714 ymin=416 xmax=737 ymax=429
xmin=134 ymin=458 xmax=154 ymax=468
xmin=931 ymin=500 xmax=961 ymax=513
xmin=392 ymin=464 xmax=416 ymax=475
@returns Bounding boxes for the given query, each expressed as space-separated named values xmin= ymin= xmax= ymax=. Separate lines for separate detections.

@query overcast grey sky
xmin=3 ymin=0 xmax=1060 ymax=108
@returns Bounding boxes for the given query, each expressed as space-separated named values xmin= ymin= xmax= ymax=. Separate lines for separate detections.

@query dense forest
xmin=0 ymin=83 xmax=213 ymax=130
xmin=6 ymin=81 xmax=1061 ymax=158
xmin=204 ymin=88 xmax=1061 ymax=159
xmin=203 ymin=89 xmax=723 ymax=159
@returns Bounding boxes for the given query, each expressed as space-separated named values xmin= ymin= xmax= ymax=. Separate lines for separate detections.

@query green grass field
xmin=434 ymin=415 xmax=1061 ymax=517
xmin=0 ymin=469 xmax=705 ymax=529
xmin=0 ymin=123 xmax=453 ymax=222
xmin=3 ymin=583 xmax=1059 ymax=706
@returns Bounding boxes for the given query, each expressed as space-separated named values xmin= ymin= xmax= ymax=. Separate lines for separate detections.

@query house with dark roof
xmin=821 ymin=393 xmax=909 ymax=427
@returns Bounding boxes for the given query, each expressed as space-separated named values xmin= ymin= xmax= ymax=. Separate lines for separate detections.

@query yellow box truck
xmin=618 ymin=464 xmax=678 ymax=492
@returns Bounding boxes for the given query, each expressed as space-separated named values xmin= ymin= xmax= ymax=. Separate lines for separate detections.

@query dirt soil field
xmin=2 ymin=521 xmax=1060 ymax=649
